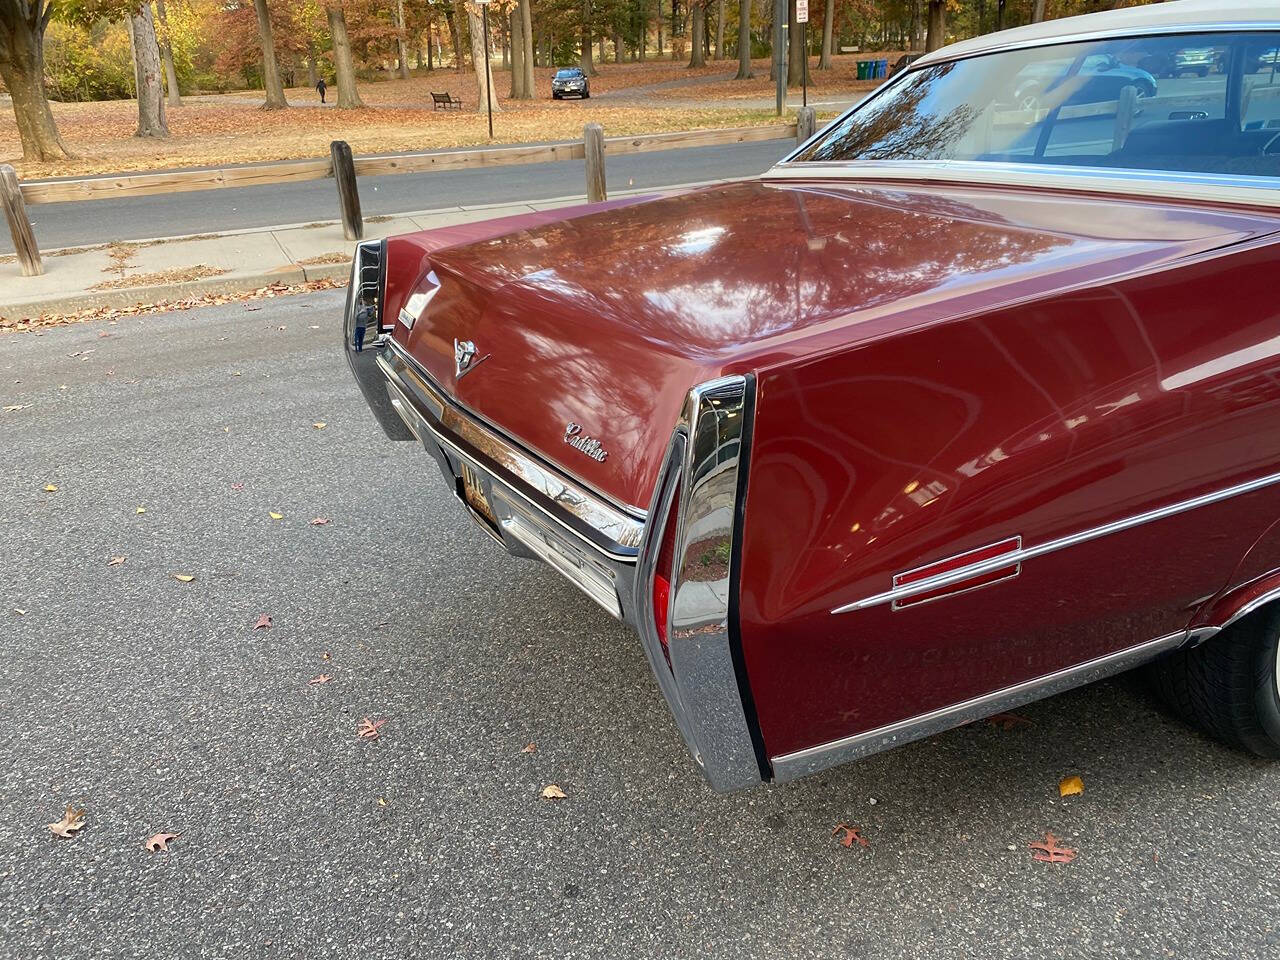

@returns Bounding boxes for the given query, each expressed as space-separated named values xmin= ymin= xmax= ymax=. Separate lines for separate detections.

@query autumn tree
xmin=733 ymin=0 xmax=750 ymax=78
xmin=154 ymin=0 xmax=180 ymax=105
xmin=687 ymin=0 xmax=703 ymax=67
xmin=252 ymin=0 xmax=288 ymax=107
xmin=326 ymin=0 xmax=363 ymax=106
xmin=128 ymin=2 xmax=168 ymax=136
xmin=925 ymin=0 xmax=943 ymax=52
xmin=817 ymin=0 xmax=833 ymax=69
xmin=465 ymin=0 xmax=497 ymax=114
xmin=0 ymin=0 xmax=74 ymax=160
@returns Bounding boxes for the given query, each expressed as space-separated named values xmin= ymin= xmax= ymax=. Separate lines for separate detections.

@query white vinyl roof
xmin=915 ymin=0 xmax=1280 ymax=68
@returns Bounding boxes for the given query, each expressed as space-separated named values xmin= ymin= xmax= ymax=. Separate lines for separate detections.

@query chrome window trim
xmin=763 ymin=161 xmax=1280 ymax=210
xmin=833 ymin=469 xmax=1280 ymax=615
xmin=376 ymin=347 xmax=646 ymax=561
xmin=634 ymin=375 xmax=765 ymax=792
xmin=771 ymin=628 xmax=1187 ymax=782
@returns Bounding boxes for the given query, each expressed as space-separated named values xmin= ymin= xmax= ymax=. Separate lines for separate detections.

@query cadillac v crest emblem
xmin=564 ymin=422 xmax=608 ymax=462
xmin=454 ymin=338 xmax=489 ymax=379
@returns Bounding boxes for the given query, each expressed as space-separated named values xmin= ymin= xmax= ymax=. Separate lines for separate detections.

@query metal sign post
xmin=796 ymin=0 xmax=808 ymax=108
xmin=476 ymin=0 xmax=494 ymax=139
xmin=774 ymin=0 xmax=787 ymax=116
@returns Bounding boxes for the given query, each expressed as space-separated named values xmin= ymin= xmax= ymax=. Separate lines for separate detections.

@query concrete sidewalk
xmin=0 ymin=182 xmax=704 ymax=320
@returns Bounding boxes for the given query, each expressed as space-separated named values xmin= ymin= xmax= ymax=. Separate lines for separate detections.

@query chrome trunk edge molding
xmin=344 ymin=239 xmax=415 ymax=441
xmin=636 ymin=375 xmax=766 ymax=792
xmin=834 ymin=469 xmax=1280 ymax=614
xmin=771 ymin=629 xmax=1186 ymax=783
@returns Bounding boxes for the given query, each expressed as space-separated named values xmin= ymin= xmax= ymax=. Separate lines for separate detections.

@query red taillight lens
xmin=651 ymin=483 xmax=681 ymax=671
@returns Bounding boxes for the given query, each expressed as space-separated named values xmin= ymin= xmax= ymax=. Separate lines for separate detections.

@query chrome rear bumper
xmin=342 ymin=239 xmax=765 ymax=792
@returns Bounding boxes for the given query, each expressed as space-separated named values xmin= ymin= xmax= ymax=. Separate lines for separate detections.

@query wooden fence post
xmin=0 ymin=165 xmax=42 ymax=277
xmin=796 ymin=106 xmax=816 ymax=145
xmin=584 ymin=123 xmax=606 ymax=203
xmin=330 ymin=140 xmax=363 ymax=241
xmin=1112 ymin=84 xmax=1138 ymax=153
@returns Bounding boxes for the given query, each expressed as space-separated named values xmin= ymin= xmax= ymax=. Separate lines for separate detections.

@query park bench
xmin=431 ymin=92 xmax=463 ymax=110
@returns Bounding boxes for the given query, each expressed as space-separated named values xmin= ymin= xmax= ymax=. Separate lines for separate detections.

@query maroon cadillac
xmin=346 ymin=1 xmax=1280 ymax=791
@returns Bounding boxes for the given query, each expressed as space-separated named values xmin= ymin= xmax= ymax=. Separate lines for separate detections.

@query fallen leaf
xmin=322 ymin=651 xmax=332 ymax=661
xmin=309 ymin=517 xmax=331 ymax=526
xmin=832 ymin=823 xmax=869 ymax=848
xmin=312 ymin=422 xmax=327 ymax=430
xmin=4 ymin=404 xmax=25 ymax=412
xmin=1029 ymin=832 xmax=1076 ymax=864
xmin=253 ymin=614 xmax=272 ymax=630
xmin=108 ymin=556 xmax=126 ymax=566
xmin=269 ymin=511 xmax=283 ymax=520
xmin=136 ymin=506 xmax=146 ymax=514
xmin=13 ymin=608 xmax=27 ymax=615
xmin=43 ymin=484 xmax=58 ymax=492
xmin=144 ymin=831 xmax=179 ymax=852
xmin=1058 ymin=775 xmax=1084 ymax=798
xmin=357 ymin=717 xmax=386 ymax=740
xmin=47 ymin=805 xmax=86 ymax=838
xmin=173 ymin=574 xmax=195 ymax=583
xmin=377 ymin=797 xmax=387 ymax=806
xmin=522 ymin=742 xmax=537 ymax=753
xmin=230 ymin=482 xmax=245 ymax=492
xmin=309 ymin=674 xmax=333 ymax=685
xmin=541 ymin=784 xmax=567 ymax=800
xmin=987 ymin=712 xmax=1032 ymax=731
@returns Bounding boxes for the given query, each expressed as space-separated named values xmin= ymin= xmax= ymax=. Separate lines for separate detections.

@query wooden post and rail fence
xmin=0 ymin=110 xmax=819 ymax=280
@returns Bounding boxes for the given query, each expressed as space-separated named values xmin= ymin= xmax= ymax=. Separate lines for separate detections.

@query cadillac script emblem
xmin=454 ymin=338 xmax=489 ymax=379
xmin=564 ymin=422 xmax=608 ymax=462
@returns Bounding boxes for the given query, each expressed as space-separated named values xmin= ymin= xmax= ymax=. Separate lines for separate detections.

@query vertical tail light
xmin=651 ymin=482 xmax=682 ymax=671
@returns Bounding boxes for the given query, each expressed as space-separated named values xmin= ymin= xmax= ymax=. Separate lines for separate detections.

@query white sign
xmin=796 ymin=0 xmax=808 ymax=23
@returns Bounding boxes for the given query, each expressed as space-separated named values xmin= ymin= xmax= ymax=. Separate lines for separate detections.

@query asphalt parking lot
xmin=3 ymin=290 xmax=1279 ymax=959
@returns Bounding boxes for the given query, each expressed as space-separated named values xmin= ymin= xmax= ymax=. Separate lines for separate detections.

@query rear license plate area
xmin=460 ymin=461 xmax=499 ymax=528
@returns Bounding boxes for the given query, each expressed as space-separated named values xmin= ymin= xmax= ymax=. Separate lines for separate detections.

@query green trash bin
xmin=857 ymin=60 xmax=868 ymax=80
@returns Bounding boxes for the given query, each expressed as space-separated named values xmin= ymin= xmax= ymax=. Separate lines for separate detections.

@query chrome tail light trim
xmin=636 ymin=374 xmax=766 ymax=792
xmin=343 ymin=239 xmax=415 ymax=441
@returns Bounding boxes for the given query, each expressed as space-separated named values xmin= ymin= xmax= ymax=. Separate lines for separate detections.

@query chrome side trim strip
xmin=833 ymin=470 xmax=1280 ymax=615
xmin=771 ymin=629 xmax=1186 ymax=783
xmin=376 ymin=345 xmax=647 ymax=560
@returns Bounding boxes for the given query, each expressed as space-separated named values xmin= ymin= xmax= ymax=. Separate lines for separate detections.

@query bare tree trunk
xmin=154 ymin=0 xmax=182 ymax=106
xmin=734 ymin=0 xmax=751 ymax=78
xmin=326 ymin=3 xmax=364 ymax=107
xmin=466 ymin=2 xmax=499 ymax=115
xmin=395 ymin=0 xmax=410 ymax=78
xmin=910 ymin=0 xmax=922 ymax=48
xmin=307 ymin=50 xmax=318 ymax=87
xmin=656 ymin=0 xmax=662 ymax=56
xmin=1031 ymin=0 xmax=1046 ymax=22
xmin=714 ymin=0 xmax=724 ymax=59
xmin=508 ymin=6 xmax=525 ymax=97
xmin=129 ymin=3 xmax=168 ymax=137
xmin=0 ymin=2 xmax=74 ymax=161
xmin=786 ymin=0 xmax=802 ymax=86
xmin=519 ymin=0 xmax=534 ymax=94
xmin=924 ymin=0 xmax=944 ymax=53
xmin=688 ymin=0 xmax=704 ymax=67
xmin=252 ymin=0 xmax=288 ymax=107
xmin=817 ymin=0 xmax=833 ymax=69
xmin=580 ymin=0 xmax=596 ymax=76
xmin=445 ymin=5 xmax=464 ymax=71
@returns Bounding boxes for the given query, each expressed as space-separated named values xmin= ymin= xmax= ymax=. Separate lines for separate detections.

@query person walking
xmin=316 ymin=78 xmax=327 ymax=104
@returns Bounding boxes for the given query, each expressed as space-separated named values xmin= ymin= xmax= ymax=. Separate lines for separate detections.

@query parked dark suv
xmin=551 ymin=68 xmax=590 ymax=100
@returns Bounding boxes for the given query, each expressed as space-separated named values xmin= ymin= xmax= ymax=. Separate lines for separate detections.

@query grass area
xmin=0 ymin=54 xmax=892 ymax=179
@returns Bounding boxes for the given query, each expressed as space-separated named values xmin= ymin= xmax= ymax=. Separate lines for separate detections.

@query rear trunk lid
xmin=387 ymin=178 xmax=1278 ymax=510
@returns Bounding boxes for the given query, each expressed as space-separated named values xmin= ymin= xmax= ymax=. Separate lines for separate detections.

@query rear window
xmin=793 ymin=31 xmax=1280 ymax=179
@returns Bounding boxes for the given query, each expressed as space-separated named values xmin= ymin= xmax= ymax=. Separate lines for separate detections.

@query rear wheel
xmin=1148 ymin=605 xmax=1280 ymax=758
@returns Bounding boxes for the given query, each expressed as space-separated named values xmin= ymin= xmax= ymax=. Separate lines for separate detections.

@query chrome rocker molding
xmin=834 ymin=469 xmax=1280 ymax=615
xmin=772 ymin=628 xmax=1187 ymax=782
xmin=634 ymin=375 xmax=765 ymax=792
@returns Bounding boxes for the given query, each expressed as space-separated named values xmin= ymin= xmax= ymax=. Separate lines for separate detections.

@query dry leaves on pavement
xmin=173 ymin=573 xmax=195 ymax=583
xmin=1029 ymin=832 xmax=1076 ymax=864
xmin=309 ymin=517 xmax=331 ymax=526
xmin=357 ymin=717 xmax=387 ymax=740
xmin=253 ymin=614 xmax=273 ymax=630
xmin=108 ymin=556 xmax=126 ymax=566
xmin=1058 ymin=775 xmax=1084 ymax=798
xmin=987 ymin=713 xmax=1032 ymax=730
xmin=47 ymin=805 xmax=86 ymax=838
xmin=42 ymin=484 xmax=58 ymax=492
xmin=832 ymin=824 xmax=869 ymax=849
xmin=541 ymin=785 xmax=567 ymax=800
xmin=522 ymin=742 xmax=537 ymax=753
xmin=268 ymin=511 xmax=284 ymax=520
xmin=309 ymin=674 xmax=333 ymax=685
xmin=144 ymin=832 xmax=180 ymax=852
xmin=312 ymin=422 xmax=327 ymax=429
